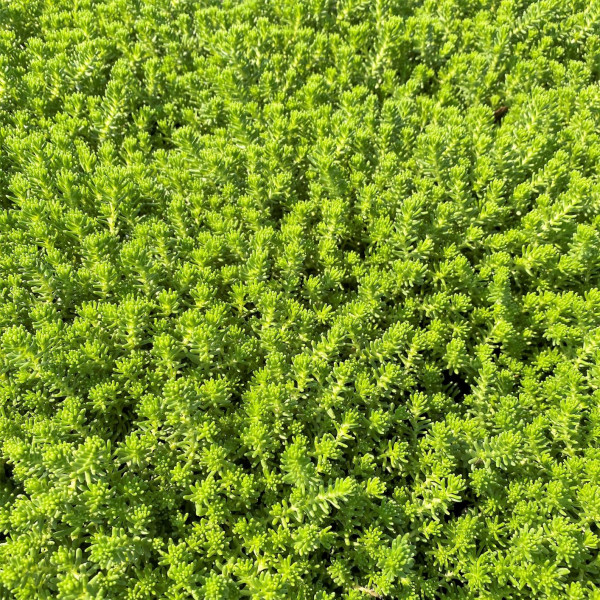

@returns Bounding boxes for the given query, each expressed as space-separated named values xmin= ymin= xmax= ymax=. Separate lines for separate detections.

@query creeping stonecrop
xmin=1 ymin=0 xmax=600 ymax=598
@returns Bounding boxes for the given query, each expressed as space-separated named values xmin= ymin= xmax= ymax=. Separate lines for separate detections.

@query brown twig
xmin=493 ymin=105 xmax=509 ymax=124
xmin=355 ymin=586 xmax=383 ymax=598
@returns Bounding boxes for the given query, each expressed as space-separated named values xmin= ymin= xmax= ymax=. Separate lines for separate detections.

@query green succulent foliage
xmin=1 ymin=0 xmax=600 ymax=598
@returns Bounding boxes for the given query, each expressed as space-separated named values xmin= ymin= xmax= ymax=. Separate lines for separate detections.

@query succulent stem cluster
xmin=1 ymin=0 xmax=600 ymax=598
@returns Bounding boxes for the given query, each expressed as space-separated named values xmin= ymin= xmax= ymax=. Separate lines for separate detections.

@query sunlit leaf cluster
xmin=1 ymin=0 xmax=600 ymax=598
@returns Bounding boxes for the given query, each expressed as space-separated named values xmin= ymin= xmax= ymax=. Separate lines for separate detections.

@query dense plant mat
xmin=1 ymin=0 xmax=600 ymax=598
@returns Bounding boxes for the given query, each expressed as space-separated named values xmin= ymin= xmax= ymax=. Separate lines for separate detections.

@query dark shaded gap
xmin=441 ymin=370 xmax=471 ymax=400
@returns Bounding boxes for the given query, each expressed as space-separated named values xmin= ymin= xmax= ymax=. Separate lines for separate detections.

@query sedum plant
xmin=1 ymin=0 xmax=600 ymax=598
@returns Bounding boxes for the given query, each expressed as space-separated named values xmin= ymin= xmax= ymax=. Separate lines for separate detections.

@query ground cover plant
xmin=1 ymin=0 xmax=600 ymax=598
